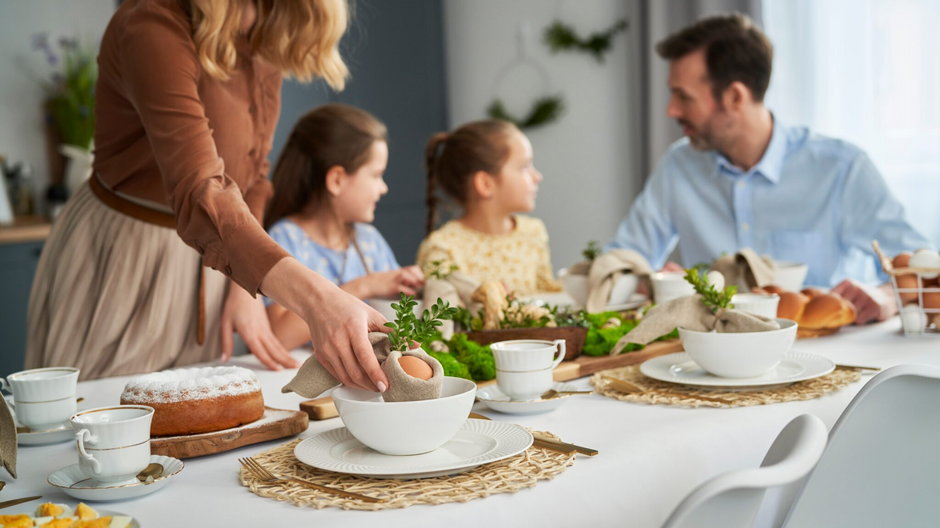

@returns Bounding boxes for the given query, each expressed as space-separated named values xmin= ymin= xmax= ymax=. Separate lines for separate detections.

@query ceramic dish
xmin=640 ymin=352 xmax=835 ymax=389
xmin=294 ymin=419 xmax=532 ymax=479
xmin=4 ymin=506 xmax=139 ymax=528
xmin=604 ymin=294 xmax=649 ymax=312
xmin=47 ymin=454 xmax=183 ymax=501
xmin=5 ymin=395 xmax=84 ymax=445
xmin=476 ymin=382 xmax=587 ymax=414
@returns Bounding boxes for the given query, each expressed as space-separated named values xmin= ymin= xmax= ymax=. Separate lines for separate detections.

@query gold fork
xmin=238 ymin=457 xmax=382 ymax=503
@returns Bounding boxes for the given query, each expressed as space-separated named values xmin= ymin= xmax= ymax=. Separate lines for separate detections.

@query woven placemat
xmin=591 ymin=365 xmax=861 ymax=408
xmin=240 ymin=434 xmax=575 ymax=511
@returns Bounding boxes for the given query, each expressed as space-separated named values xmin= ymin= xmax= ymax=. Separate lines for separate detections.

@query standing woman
xmin=26 ymin=0 xmax=390 ymax=393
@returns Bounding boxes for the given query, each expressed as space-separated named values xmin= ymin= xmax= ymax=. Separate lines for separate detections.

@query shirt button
xmin=248 ymin=148 xmax=257 ymax=157
xmin=249 ymin=104 xmax=257 ymax=114
xmin=742 ymin=223 xmax=750 ymax=232
xmin=224 ymin=265 xmax=233 ymax=275
xmin=737 ymin=181 xmax=746 ymax=188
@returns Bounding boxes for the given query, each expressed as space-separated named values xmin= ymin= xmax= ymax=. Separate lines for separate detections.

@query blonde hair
xmin=189 ymin=0 xmax=349 ymax=89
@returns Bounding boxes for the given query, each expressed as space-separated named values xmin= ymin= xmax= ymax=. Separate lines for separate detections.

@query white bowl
xmin=558 ymin=267 xmax=639 ymax=309
xmin=731 ymin=292 xmax=780 ymax=319
xmin=332 ymin=377 xmax=476 ymax=455
xmin=651 ymin=272 xmax=696 ymax=304
xmin=774 ymin=261 xmax=809 ymax=290
xmin=678 ymin=318 xmax=797 ymax=378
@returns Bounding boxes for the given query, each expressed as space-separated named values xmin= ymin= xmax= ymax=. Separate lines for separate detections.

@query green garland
xmin=544 ymin=19 xmax=628 ymax=63
xmin=486 ymin=95 xmax=565 ymax=129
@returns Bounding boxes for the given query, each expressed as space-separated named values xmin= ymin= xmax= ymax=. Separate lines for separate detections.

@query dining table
xmin=4 ymin=319 xmax=937 ymax=528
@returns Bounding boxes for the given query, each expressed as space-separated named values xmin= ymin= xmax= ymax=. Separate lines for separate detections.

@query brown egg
xmin=922 ymin=290 xmax=940 ymax=308
xmin=762 ymin=284 xmax=785 ymax=295
xmin=399 ymin=355 xmax=433 ymax=380
xmin=896 ymin=274 xmax=920 ymax=304
xmin=801 ymin=287 xmax=826 ymax=299
xmin=892 ymin=252 xmax=913 ymax=269
xmin=931 ymin=313 xmax=940 ymax=330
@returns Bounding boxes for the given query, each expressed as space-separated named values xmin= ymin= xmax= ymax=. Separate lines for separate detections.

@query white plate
xmin=5 ymin=506 xmax=139 ymax=528
xmin=476 ymin=382 xmax=586 ymax=414
xmin=640 ymin=352 xmax=835 ymax=388
xmin=295 ymin=419 xmax=532 ymax=479
xmin=47 ymin=454 xmax=183 ymax=502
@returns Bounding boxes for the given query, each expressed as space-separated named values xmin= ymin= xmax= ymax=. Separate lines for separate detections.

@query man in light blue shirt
xmin=607 ymin=14 xmax=929 ymax=323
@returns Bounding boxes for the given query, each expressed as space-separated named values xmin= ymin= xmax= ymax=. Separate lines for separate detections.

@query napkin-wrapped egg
xmin=381 ymin=349 xmax=444 ymax=402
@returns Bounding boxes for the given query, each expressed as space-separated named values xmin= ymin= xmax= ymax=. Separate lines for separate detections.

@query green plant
xmin=684 ymin=268 xmax=736 ymax=312
xmin=384 ymin=293 xmax=458 ymax=351
xmin=487 ymin=95 xmax=564 ymax=129
xmin=427 ymin=260 xmax=458 ymax=280
xmin=33 ymin=34 xmax=96 ymax=150
xmin=543 ymin=19 xmax=628 ymax=63
xmin=582 ymin=240 xmax=601 ymax=261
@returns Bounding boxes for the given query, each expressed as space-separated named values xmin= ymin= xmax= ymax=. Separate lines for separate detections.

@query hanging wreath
xmin=486 ymin=95 xmax=565 ymax=130
xmin=544 ymin=19 xmax=628 ymax=63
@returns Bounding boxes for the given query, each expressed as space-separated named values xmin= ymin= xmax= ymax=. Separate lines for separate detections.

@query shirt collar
xmin=714 ymin=115 xmax=788 ymax=184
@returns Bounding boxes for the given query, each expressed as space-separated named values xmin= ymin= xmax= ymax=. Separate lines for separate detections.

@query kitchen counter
xmin=0 ymin=215 xmax=50 ymax=244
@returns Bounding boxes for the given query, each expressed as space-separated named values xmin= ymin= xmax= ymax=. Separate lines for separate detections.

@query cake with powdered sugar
xmin=120 ymin=366 xmax=264 ymax=436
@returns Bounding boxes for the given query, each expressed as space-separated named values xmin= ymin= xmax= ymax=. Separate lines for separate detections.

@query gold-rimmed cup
xmin=0 ymin=367 xmax=79 ymax=429
xmin=69 ymin=405 xmax=154 ymax=484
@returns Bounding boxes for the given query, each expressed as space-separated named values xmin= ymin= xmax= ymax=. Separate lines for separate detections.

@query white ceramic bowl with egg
xmin=332 ymin=377 xmax=476 ymax=455
xmin=731 ymin=292 xmax=780 ymax=319
xmin=774 ymin=261 xmax=809 ymax=291
xmin=679 ymin=318 xmax=797 ymax=378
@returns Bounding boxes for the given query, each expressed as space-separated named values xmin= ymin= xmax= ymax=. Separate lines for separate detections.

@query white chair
xmin=662 ymin=413 xmax=828 ymax=528
xmin=781 ymin=364 xmax=940 ymax=528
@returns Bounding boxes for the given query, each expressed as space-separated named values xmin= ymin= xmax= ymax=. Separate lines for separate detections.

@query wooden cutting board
xmin=299 ymin=339 xmax=684 ymax=421
xmin=150 ymin=406 xmax=308 ymax=459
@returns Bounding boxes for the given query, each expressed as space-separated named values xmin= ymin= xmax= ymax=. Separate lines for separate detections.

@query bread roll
xmin=801 ymin=293 xmax=856 ymax=330
xmin=777 ymin=291 xmax=809 ymax=322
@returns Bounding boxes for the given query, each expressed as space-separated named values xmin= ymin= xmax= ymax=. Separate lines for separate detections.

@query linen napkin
xmin=584 ymin=250 xmax=653 ymax=313
xmin=423 ymin=272 xmax=480 ymax=338
xmin=610 ymin=294 xmax=780 ymax=354
xmin=0 ymin=397 xmax=16 ymax=478
xmin=282 ymin=332 xmax=444 ymax=401
xmin=381 ymin=349 xmax=444 ymax=402
xmin=711 ymin=248 xmax=776 ymax=290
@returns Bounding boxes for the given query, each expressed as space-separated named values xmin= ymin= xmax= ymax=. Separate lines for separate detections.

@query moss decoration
xmin=486 ymin=95 xmax=565 ymax=130
xmin=544 ymin=19 xmax=628 ymax=63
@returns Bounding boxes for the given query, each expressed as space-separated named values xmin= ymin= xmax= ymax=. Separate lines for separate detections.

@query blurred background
xmin=1 ymin=0 xmax=938 ymax=371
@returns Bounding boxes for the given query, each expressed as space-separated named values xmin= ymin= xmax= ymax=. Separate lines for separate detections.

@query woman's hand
xmin=220 ymin=283 xmax=300 ymax=370
xmin=261 ymin=258 xmax=391 ymax=392
xmin=342 ymin=266 xmax=426 ymax=299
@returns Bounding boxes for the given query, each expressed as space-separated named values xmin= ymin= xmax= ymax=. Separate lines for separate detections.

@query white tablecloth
xmin=6 ymin=320 xmax=937 ymax=528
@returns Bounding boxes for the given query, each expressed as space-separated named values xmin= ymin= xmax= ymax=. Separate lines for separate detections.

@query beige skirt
xmin=26 ymin=183 xmax=227 ymax=381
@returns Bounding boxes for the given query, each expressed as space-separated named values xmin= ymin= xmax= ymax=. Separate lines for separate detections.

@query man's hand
xmin=831 ymin=279 xmax=897 ymax=325
xmin=220 ymin=284 xmax=300 ymax=370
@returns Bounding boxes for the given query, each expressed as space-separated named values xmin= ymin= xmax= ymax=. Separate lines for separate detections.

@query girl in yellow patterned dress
xmin=418 ymin=120 xmax=562 ymax=295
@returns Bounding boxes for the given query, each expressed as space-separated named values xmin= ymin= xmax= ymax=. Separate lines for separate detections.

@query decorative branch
xmin=486 ymin=95 xmax=564 ymax=129
xmin=544 ymin=19 xmax=628 ymax=63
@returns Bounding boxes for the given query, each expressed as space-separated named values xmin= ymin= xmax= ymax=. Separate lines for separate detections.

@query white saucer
xmin=476 ymin=382 xmax=586 ymax=414
xmin=47 ymin=454 xmax=184 ymax=501
xmin=604 ymin=294 xmax=649 ymax=312
xmin=295 ymin=419 xmax=532 ymax=479
xmin=5 ymin=505 xmax=139 ymax=528
xmin=16 ymin=421 xmax=74 ymax=446
xmin=640 ymin=352 xmax=835 ymax=389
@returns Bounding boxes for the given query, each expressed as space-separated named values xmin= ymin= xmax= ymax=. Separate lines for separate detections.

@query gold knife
xmin=532 ymin=434 xmax=599 ymax=456
xmin=0 ymin=495 xmax=42 ymax=509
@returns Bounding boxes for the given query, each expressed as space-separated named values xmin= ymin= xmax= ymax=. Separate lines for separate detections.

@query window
xmin=763 ymin=0 xmax=940 ymax=247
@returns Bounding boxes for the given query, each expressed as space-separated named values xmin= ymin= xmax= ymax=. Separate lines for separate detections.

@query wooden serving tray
xmin=150 ymin=406 xmax=308 ymax=459
xmin=299 ymin=339 xmax=684 ymax=421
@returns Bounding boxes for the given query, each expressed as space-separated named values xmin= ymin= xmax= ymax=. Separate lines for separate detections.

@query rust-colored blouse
xmin=93 ymin=0 xmax=289 ymax=294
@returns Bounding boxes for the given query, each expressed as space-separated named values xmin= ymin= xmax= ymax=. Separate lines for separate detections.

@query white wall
xmin=443 ymin=0 xmax=641 ymax=270
xmin=0 ymin=1 xmax=114 ymax=211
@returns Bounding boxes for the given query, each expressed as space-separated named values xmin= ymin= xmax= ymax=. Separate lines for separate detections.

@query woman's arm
xmin=261 ymin=257 xmax=390 ymax=392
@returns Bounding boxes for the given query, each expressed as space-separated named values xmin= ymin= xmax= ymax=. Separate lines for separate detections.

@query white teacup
xmin=1 ymin=367 xmax=79 ymax=429
xmin=731 ymin=293 xmax=780 ymax=319
xmin=490 ymin=339 xmax=566 ymax=372
xmin=496 ymin=366 xmax=556 ymax=401
xmin=651 ymin=272 xmax=696 ymax=304
xmin=70 ymin=405 xmax=154 ymax=484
